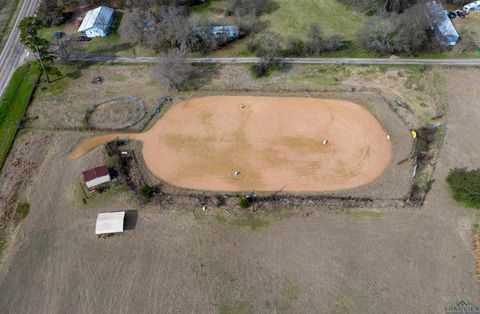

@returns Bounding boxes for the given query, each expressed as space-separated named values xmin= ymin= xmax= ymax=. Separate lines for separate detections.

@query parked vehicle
xmin=54 ymin=31 xmax=64 ymax=39
xmin=456 ymin=10 xmax=466 ymax=18
xmin=464 ymin=1 xmax=480 ymax=13
xmin=447 ymin=11 xmax=457 ymax=18
xmin=76 ymin=35 xmax=91 ymax=41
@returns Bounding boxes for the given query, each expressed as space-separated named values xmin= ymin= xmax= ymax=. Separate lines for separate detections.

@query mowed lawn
xmin=0 ymin=62 xmax=41 ymax=170
xmin=264 ymin=0 xmax=366 ymax=40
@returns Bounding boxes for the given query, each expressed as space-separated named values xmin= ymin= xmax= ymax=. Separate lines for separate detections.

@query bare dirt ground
xmin=73 ymin=96 xmax=392 ymax=192
xmin=0 ymin=65 xmax=478 ymax=313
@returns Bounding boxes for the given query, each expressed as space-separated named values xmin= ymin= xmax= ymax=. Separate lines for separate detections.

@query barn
xmin=82 ymin=165 xmax=111 ymax=190
xmin=78 ymin=6 xmax=115 ymax=38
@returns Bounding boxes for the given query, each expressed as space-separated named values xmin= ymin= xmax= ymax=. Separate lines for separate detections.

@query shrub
xmin=251 ymin=61 xmax=270 ymax=77
xmin=446 ymin=168 xmax=480 ymax=209
xmin=139 ymin=185 xmax=153 ymax=202
xmin=0 ymin=240 xmax=5 ymax=254
xmin=16 ymin=202 xmax=30 ymax=219
xmin=239 ymin=196 xmax=250 ymax=208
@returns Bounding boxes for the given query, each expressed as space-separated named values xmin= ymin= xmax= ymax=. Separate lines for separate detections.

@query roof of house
xmin=95 ymin=212 xmax=125 ymax=235
xmin=428 ymin=1 xmax=459 ymax=46
xmin=194 ymin=25 xmax=240 ymax=39
xmin=83 ymin=165 xmax=109 ymax=182
xmin=78 ymin=6 xmax=114 ymax=32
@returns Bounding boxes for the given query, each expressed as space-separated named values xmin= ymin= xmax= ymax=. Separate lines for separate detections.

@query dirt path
xmin=71 ymin=96 xmax=392 ymax=192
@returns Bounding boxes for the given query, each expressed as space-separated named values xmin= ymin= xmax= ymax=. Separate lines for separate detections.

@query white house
xmin=95 ymin=212 xmax=125 ymax=235
xmin=78 ymin=6 xmax=114 ymax=38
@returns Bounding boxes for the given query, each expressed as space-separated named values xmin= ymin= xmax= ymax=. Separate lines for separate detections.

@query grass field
xmin=0 ymin=62 xmax=41 ymax=170
xmin=264 ymin=0 xmax=366 ymax=40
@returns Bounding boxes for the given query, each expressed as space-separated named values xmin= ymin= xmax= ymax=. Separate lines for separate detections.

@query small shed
xmin=427 ymin=1 xmax=459 ymax=46
xmin=95 ymin=211 xmax=125 ymax=235
xmin=78 ymin=6 xmax=115 ymax=38
xmin=83 ymin=165 xmax=111 ymax=190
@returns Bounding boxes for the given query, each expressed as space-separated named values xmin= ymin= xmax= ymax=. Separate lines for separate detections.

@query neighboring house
xmin=195 ymin=25 xmax=240 ymax=40
xmin=428 ymin=1 xmax=459 ymax=46
xmin=78 ymin=6 xmax=115 ymax=38
xmin=82 ymin=165 xmax=111 ymax=190
xmin=95 ymin=212 xmax=125 ymax=235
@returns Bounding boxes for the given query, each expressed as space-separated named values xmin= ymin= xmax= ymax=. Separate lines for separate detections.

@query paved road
xmin=0 ymin=0 xmax=40 ymax=97
xmin=71 ymin=55 xmax=480 ymax=66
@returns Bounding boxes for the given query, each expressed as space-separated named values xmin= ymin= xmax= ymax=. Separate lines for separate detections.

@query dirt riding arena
xmin=72 ymin=96 xmax=393 ymax=192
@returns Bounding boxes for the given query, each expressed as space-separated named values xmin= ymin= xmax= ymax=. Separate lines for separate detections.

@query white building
xmin=78 ymin=6 xmax=114 ymax=38
xmin=95 ymin=212 xmax=125 ymax=235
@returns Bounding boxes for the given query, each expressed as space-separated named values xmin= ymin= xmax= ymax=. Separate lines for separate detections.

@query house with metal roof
xmin=78 ymin=6 xmax=115 ymax=38
xmin=194 ymin=25 xmax=240 ymax=40
xmin=82 ymin=165 xmax=111 ymax=190
xmin=427 ymin=1 xmax=459 ymax=46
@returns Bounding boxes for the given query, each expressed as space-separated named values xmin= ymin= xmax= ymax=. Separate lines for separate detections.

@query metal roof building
xmin=78 ymin=6 xmax=114 ymax=38
xmin=95 ymin=212 xmax=125 ymax=235
xmin=82 ymin=165 xmax=111 ymax=189
xmin=194 ymin=25 xmax=240 ymax=40
xmin=428 ymin=1 xmax=459 ymax=46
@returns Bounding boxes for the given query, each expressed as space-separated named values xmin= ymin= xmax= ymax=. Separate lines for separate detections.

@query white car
xmin=464 ymin=1 xmax=480 ymax=13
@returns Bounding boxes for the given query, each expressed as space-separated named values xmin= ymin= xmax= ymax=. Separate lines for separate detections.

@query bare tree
xmin=153 ymin=48 xmax=193 ymax=90
xmin=358 ymin=17 xmax=400 ymax=54
xmin=358 ymin=3 xmax=431 ymax=55
xmin=251 ymin=31 xmax=281 ymax=77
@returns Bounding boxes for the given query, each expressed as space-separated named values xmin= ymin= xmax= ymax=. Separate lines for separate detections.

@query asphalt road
xmin=0 ymin=0 xmax=40 ymax=97
xmin=71 ymin=55 xmax=480 ymax=66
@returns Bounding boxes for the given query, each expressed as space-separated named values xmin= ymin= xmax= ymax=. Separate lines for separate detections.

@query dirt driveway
xmin=0 ymin=68 xmax=478 ymax=313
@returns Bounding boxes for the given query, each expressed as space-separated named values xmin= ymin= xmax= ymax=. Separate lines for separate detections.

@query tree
xmin=250 ymin=31 xmax=281 ymax=77
xmin=358 ymin=3 xmax=432 ymax=55
xmin=18 ymin=17 xmax=55 ymax=83
xmin=446 ymin=168 xmax=480 ymax=209
xmin=36 ymin=0 xmax=66 ymax=27
xmin=153 ymin=48 xmax=193 ymax=89
xmin=358 ymin=17 xmax=399 ymax=54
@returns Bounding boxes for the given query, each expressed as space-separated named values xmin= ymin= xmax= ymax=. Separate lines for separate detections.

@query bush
xmin=16 ymin=202 xmax=30 ymax=219
xmin=446 ymin=168 xmax=480 ymax=209
xmin=239 ymin=196 xmax=250 ymax=208
xmin=0 ymin=240 xmax=5 ymax=254
xmin=139 ymin=185 xmax=153 ymax=202
xmin=251 ymin=61 xmax=270 ymax=77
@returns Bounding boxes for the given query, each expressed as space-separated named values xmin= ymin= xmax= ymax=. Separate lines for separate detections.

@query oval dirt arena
xmin=72 ymin=96 xmax=392 ymax=192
